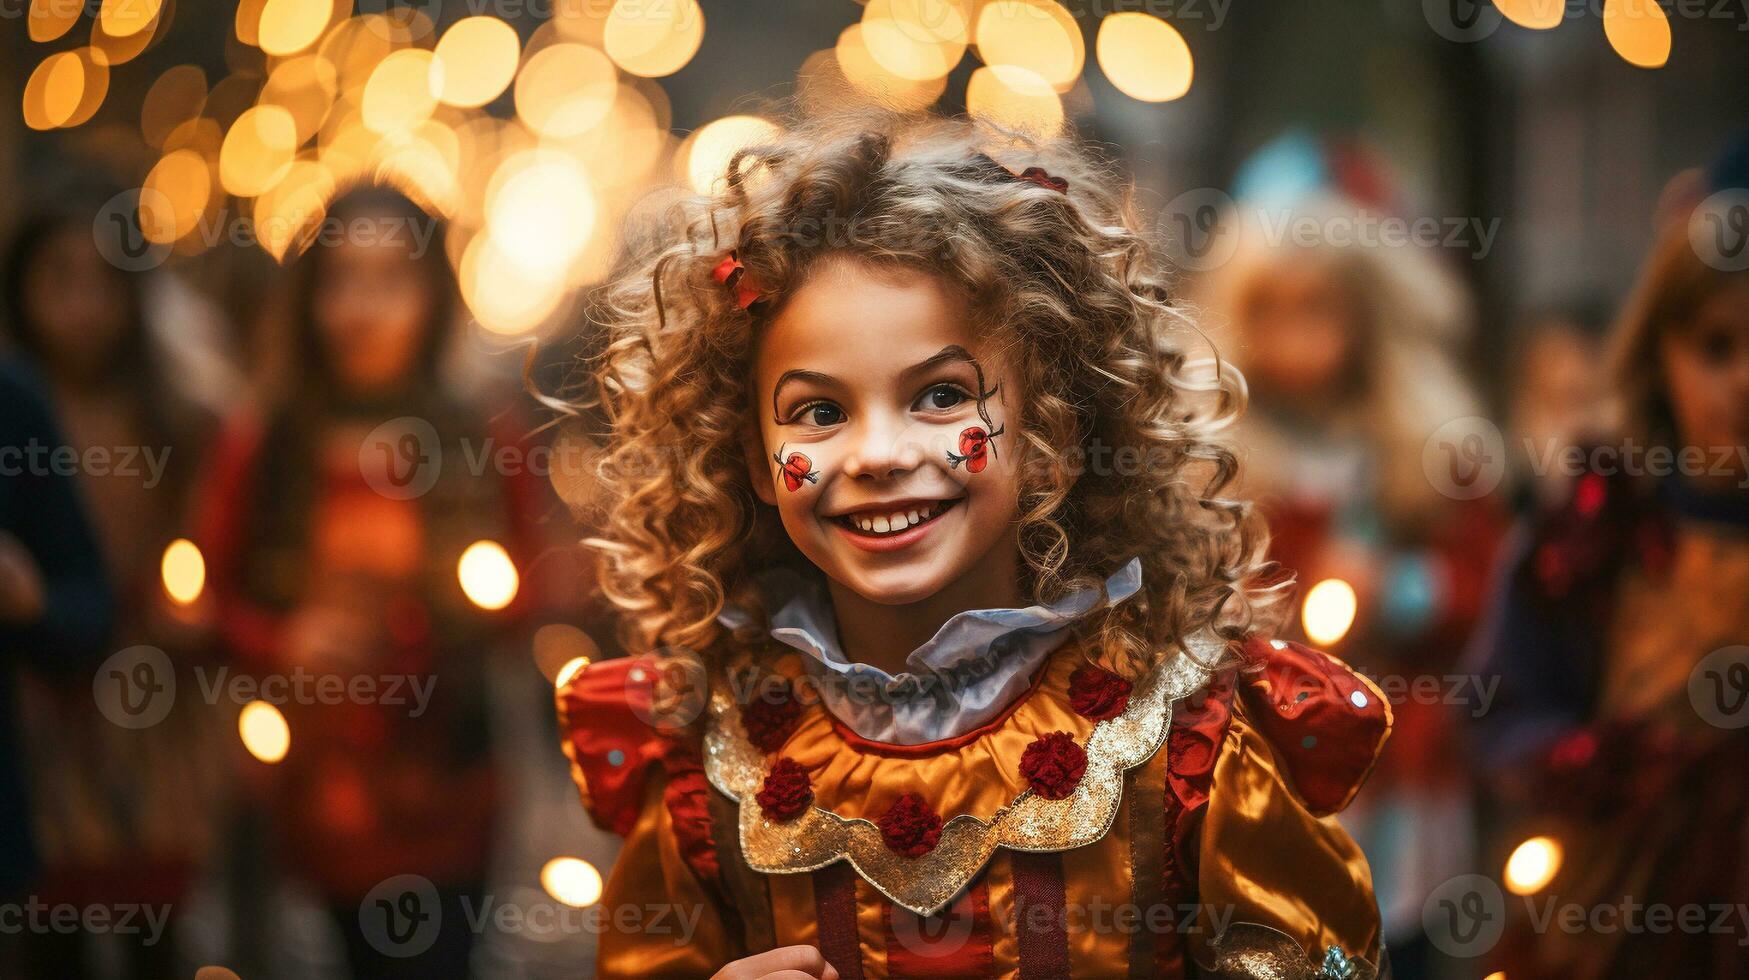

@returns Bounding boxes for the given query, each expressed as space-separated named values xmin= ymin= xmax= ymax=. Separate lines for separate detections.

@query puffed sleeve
xmin=1187 ymin=639 xmax=1393 ymax=979
xmin=556 ymin=656 xmax=740 ymax=978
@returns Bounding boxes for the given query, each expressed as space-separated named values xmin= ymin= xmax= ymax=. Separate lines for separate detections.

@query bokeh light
xmin=141 ymin=150 xmax=214 ymax=245
xmin=860 ymin=0 xmax=970 ymax=82
xmin=239 ymin=700 xmax=291 ymax=764
xmin=160 ymin=538 xmax=208 ymax=606
xmin=540 ymin=857 xmax=604 ymax=907
xmin=534 ymin=623 xmax=600 ymax=685
xmin=257 ymin=0 xmax=340 ymax=56
xmin=433 ymin=16 xmax=522 ymax=108
xmin=965 ymin=64 xmax=1064 ymax=139
xmin=603 ymin=0 xmax=706 ymax=78
xmin=1301 ymin=578 xmax=1359 ymax=646
xmin=1504 ymin=836 xmax=1563 ymax=895
xmin=98 ymin=0 xmax=164 ymax=39
xmin=1493 ymin=0 xmax=1564 ymax=29
xmin=219 ymin=104 xmax=299 ymax=196
xmin=1602 ymin=0 xmax=1671 ymax=68
xmin=828 ymin=25 xmax=948 ymax=112
xmin=682 ymin=115 xmax=782 ymax=195
xmin=141 ymin=65 xmax=209 ymax=148
xmin=973 ymin=0 xmax=1085 ymax=93
xmin=515 ymin=42 xmax=619 ymax=138
xmin=458 ymin=540 xmax=520 ymax=610
xmin=361 ymin=48 xmax=439 ymax=135
xmin=28 ymin=0 xmax=81 ymax=43
xmin=1097 ymin=13 xmax=1194 ymax=103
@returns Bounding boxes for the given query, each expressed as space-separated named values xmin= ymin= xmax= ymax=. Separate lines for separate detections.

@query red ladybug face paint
xmin=773 ymin=449 xmax=820 ymax=492
xmin=947 ymin=424 xmax=1004 ymax=473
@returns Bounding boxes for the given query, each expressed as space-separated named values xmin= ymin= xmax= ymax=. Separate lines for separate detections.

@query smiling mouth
xmin=830 ymin=498 xmax=961 ymax=536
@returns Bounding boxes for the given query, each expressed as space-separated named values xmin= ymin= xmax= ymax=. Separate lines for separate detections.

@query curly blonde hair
xmin=577 ymin=109 xmax=1284 ymax=678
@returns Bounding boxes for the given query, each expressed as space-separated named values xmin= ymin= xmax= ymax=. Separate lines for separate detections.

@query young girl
xmin=557 ymin=114 xmax=1392 ymax=979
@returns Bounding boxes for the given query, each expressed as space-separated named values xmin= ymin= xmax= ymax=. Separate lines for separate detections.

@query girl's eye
xmin=1695 ymin=330 xmax=1735 ymax=365
xmin=917 ymin=384 xmax=968 ymax=411
xmin=805 ymin=403 xmax=844 ymax=426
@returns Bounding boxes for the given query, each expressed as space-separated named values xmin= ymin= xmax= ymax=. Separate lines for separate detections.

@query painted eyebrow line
xmin=772 ymin=368 xmax=839 ymax=420
xmin=901 ymin=345 xmax=978 ymax=382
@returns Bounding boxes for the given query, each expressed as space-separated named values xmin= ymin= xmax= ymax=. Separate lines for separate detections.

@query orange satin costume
xmin=556 ymin=634 xmax=1392 ymax=979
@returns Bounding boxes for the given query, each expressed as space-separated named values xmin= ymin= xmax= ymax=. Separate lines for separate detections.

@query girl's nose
xmin=839 ymin=414 xmax=927 ymax=479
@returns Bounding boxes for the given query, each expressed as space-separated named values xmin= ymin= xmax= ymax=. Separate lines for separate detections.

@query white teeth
xmin=842 ymin=500 xmax=953 ymax=534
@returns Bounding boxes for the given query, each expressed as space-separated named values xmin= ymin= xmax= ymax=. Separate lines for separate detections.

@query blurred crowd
xmin=0 ymin=120 xmax=1745 ymax=980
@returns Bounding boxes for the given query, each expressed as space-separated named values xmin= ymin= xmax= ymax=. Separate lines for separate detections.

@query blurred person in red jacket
xmin=198 ymin=185 xmax=549 ymax=979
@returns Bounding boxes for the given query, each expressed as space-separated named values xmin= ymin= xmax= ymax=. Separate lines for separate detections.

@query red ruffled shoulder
xmin=554 ymin=656 xmax=719 ymax=880
xmin=1231 ymin=637 xmax=1393 ymax=817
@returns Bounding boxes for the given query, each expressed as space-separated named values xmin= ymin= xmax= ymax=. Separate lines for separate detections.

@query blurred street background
xmin=1 ymin=1 xmax=1747 ymax=978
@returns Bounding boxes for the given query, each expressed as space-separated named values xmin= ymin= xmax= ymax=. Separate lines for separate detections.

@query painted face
xmin=748 ymin=257 xmax=1022 ymax=606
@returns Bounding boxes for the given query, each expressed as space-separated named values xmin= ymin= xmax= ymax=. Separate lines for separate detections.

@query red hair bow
xmin=712 ymin=252 xmax=764 ymax=311
xmin=1017 ymin=166 xmax=1069 ymax=194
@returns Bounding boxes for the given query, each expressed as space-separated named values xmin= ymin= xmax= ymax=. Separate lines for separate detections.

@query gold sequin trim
xmin=702 ymin=631 xmax=1224 ymax=916
xmin=1204 ymin=922 xmax=1378 ymax=980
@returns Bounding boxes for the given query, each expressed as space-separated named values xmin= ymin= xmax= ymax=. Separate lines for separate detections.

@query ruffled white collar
xmin=719 ymin=558 xmax=1143 ymax=744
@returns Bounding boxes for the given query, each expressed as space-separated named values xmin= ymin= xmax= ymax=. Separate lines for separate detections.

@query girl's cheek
xmin=770 ymin=445 xmax=826 ymax=496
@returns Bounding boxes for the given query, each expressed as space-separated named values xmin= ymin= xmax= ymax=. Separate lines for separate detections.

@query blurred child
xmin=1196 ymin=180 xmax=1505 ymax=976
xmin=1470 ymin=186 xmax=1749 ymax=979
xmin=198 ymin=186 xmax=546 ymax=979
xmin=1 ymin=193 xmax=224 ymax=979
